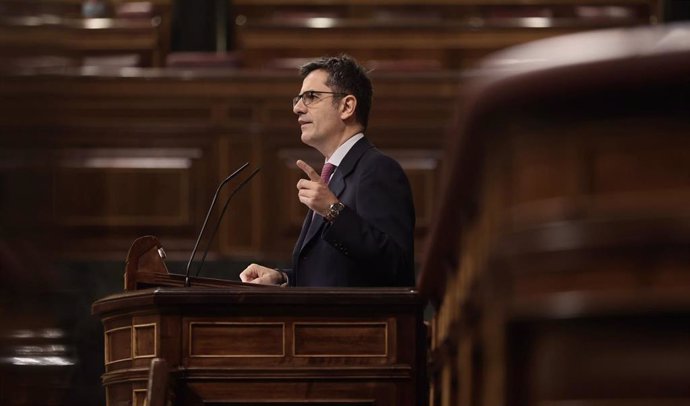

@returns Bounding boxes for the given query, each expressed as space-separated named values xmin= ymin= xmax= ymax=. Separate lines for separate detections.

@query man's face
xmin=293 ymin=69 xmax=344 ymax=151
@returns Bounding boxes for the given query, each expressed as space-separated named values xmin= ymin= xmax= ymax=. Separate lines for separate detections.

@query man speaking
xmin=240 ymin=55 xmax=415 ymax=287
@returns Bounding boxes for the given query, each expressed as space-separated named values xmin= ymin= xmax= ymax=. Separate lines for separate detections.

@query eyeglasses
xmin=292 ymin=90 xmax=346 ymax=107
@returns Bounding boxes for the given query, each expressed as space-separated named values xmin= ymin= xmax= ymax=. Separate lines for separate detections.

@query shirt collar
xmin=327 ymin=133 xmax=364 ymax=167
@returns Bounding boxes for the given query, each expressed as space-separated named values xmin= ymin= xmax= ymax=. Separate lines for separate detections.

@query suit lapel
xmin=328 ymin=170 xmax=345 ymax=198
xmin=335 ymin=136 xmax=372 ymax=183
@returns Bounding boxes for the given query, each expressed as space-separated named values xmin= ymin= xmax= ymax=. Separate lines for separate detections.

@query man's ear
xmin=340 ymin=95 xmax=357 ymax=121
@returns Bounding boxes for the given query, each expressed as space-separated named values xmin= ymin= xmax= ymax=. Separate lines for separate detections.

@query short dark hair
xmin=300 ymin=55 xmax=373 ymax=130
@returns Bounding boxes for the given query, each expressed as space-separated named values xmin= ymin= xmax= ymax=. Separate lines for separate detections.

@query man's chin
xmin=300 ymin=133 xmax=314 ymax=146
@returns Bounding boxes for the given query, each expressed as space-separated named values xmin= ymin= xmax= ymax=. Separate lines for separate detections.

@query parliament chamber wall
xmin=0 ymin=0 xmax=677 ymax=405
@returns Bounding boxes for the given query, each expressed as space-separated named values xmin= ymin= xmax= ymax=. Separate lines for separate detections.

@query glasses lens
xmin=303 ymin=91 xmax=316 ymax=106
xmin=293 ymin=91 xmax=314 ymax=107
xmin=293 ymin=91 xmax=341 ymax=107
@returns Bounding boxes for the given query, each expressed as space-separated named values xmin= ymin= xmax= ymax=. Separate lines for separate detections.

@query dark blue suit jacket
xmin=284 ymin=137 xmax=415 ymax=287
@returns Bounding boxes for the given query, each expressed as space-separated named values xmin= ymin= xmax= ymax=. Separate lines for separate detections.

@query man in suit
xmin=240 ymin=55 xmax=415 ymax=287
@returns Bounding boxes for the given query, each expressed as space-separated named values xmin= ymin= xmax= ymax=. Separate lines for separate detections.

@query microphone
xmin=184 ymin=162 xmax=249 ymax=286
xmin=193 ymin=166 xmax=261 ymax=278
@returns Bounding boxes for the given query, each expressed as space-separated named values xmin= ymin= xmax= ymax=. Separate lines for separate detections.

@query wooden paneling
xmin=217 ymin=134 xmax=260 ymax=256
xmin=105 ymin=326 xmax=132 ymax=364
xmin=54 ymin=154 xmax=196 ymax=227
xmin=93 ymin=287 xmax=426 ymax=406
xmin=188 ymin=322 xmax=285 ymax=357
xmin=133 ymin=323 xmax=156 ymax=358
xmin=293 ymin=322 xmax=388 ymax=357
xmin=0 ymin=69 xmax=455 ymax=262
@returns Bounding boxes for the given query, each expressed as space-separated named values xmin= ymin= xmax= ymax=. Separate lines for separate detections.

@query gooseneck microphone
xmin=184 ymin=162 xmax=249 ymax=287
xmin=194 ymin=166 xmax=261 ymax=278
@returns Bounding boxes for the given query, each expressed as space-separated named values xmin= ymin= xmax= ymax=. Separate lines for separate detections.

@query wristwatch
xmin=325 ymin=201 xmax=345 ymax=223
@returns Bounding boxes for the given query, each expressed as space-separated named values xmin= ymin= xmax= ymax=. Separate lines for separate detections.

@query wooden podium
xmin=92 ymin=236 xmax=426 ymax=406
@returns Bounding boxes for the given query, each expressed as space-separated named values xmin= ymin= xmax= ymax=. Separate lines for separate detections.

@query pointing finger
xmin=296 ymin=160 xmax=320 ymax=182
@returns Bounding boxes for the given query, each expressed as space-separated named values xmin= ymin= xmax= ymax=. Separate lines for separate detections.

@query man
xmin=240 ymin=55 xmax=415 ymax=287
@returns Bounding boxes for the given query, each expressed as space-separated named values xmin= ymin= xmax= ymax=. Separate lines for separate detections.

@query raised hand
xmin=296 ymin=160 xmax=338 ymax=216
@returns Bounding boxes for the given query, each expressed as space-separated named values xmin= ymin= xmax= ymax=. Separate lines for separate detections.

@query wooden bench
xmin=420 ymin=23 xmax=690 ymax=406
xmin=231 ymin=0 xmax=662 ymax=70
xmin=0 ymin=15 xmax=163 ymax=67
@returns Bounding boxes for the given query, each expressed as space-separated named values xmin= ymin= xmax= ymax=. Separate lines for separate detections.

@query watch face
xmin=327 ymin=202 xmax=344 ymax=222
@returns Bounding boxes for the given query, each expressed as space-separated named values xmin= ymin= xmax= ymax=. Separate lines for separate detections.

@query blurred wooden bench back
xmin=231 ymin=0 xmax=662 ymax=70
xmin=420 ymin=23 xmax=690 ymax=406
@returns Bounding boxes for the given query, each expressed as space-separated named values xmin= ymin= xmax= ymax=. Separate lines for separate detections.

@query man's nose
xmin=293 ymin=98 xmax=306 ymax=114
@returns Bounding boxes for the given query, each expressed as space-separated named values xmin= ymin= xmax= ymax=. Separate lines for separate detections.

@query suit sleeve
xmin=321 ymin=155 xmax=415 ymax=285
xmin=281 ymin=268 xmax=295 ymax=287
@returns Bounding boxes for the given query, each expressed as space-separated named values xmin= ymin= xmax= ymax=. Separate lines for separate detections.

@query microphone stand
xmin=194 ymin=167 xmax=261 ymax=278
xmin=184 ymin=162 xmax=249 ymax=287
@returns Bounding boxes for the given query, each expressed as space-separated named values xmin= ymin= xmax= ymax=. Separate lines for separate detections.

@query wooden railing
xmin=419 ymin=23 xmax=690 ymax=406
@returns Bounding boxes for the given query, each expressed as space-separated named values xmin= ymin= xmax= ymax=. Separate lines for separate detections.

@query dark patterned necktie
xmin=321 ymin=163 xmax=336 ymax=185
